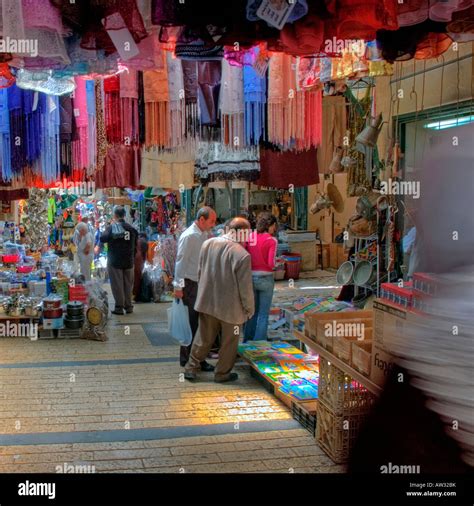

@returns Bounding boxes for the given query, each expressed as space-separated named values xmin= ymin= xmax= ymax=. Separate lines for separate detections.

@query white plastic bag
xmin=167 ymin=299 xmax=192 ymax=346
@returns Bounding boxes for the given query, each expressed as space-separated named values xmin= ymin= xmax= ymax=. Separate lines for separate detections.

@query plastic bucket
xmin=283 ymin=253 xmax=302 ymax=280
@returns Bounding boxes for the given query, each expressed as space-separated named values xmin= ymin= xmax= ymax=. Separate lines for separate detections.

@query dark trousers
xmin=180 ymin=279 xmax=200 ymax=366
xmin=108 ymin=265 xmax=134 ymax=311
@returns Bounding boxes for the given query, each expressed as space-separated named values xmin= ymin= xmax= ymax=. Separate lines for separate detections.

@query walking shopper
xmin=185 ymin=217 xmax=255 ymax=383
xmin=244 ymin=212 xmax=278 ymax=341
xmin=75 ymin=222 xmax=94 ymax=281
xmin=133 ymin=232 xmax=149 ymax=299
xmin=174 ymin=206 xmax=216 ymax=370
xmin=101 ymin=206 xmax=138 ymax=315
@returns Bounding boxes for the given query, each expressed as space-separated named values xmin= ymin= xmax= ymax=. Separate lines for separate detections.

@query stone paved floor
xmin=0 ymin=275 xmax=346 ymax=473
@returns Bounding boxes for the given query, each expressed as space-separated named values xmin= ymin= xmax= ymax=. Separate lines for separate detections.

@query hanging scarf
xmin=243 ymin=46 xmax=266 ymax=146
xmin=220 ymin=58 xmax=244 ymax=148
xmin=59 ymin=94 xmax=73 ymax=177
xmin=39 ymin=93 xmax=60 ymax=184
xmin=86 ymin=79 xmax=96 ymax=176
xmin=95 ymin=79 xmax=107 ymax=173
xmin=0 ymin=89 xmax=12 ymax=182
xmin=181 ymin=60 xmax=199 ymax=137
xmin=143 ymin=52 xmax=169 ymax=148
xmin=197 ymin=61 xmax=221 ymax=130
xmin=120 ymin=69 xmax=140 ymax=145
xmin=166 ymin=51 xmax=186 ymax=148
xmin=8 ymin=85 xmax=27 ymax=175
xmin=103 ymin=75 xmax=121 ymax=144
xmin=72 ymin=76 xmax=89 ymax=179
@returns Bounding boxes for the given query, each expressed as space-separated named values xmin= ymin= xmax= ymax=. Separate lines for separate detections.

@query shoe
xmin=214 ymin=372 xmax=239 ymax=383
xmin=125 ymin=308 xmax=133 ymax=314
xmin=200 ymin=361 xmax=215 ymax=372
xmin=111 ymin=309 xmax=124 ymax=315
xmin=184 ymin=372 xmax=197 ymax=381
xmin=180 ymin=361 xmax=187 ymax=367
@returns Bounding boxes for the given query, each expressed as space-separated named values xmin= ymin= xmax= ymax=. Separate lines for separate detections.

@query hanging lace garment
xmin=397 ymin=0 xmax=473 ymax=26
xmin=0 ymin=89 xmax=12 ymax=182
xmin=143 ymin=53 xmax=170 ymax=148
xmin=220 ymin=58 xmax=244 ymax=148
xmin=182 ymin=60 xmax=199 ymax=137
xmin=195 ymin=141 xmax=260 ymax=182
xmin=120 ymin=69 xmax=140 ymax=145
xmin=95 ymin=79 xmax=107 ymax=172
xmin=72 ymin=77 xmax=89 ymax=180
xmin=7 ymin=85 xmax=26 ymax=175
xmin=243 ymin=46 xmax=266 ymax=146
xmin=21 ymin=0 xmax=70 ymax=68
xmin=166 ymin=51 xmax=186 ymax=148
xmin=59 ymin=94 xmax=73 ymax=177
xmin=39 ymin=93 xmax=61 ymax=185
xmin=86 ymin=80 xmax=97 ymax=177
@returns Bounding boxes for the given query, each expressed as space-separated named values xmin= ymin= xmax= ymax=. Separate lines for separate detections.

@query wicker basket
xmin=318 ymin=356 xmax=375 ymax=414
xmin=316 ymin=398 xmax=368 ymax=463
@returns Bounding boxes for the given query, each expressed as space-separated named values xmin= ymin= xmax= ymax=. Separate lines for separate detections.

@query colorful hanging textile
xmin=23 ymin=91 xmax=42 ymax=166
xmin=86 ymin=80 xmax=97 ymax=176
xmin=182 ymin=60 xmax=199 ymax=137
xmin=120 ymin=28 xmax=165 ymax=70
xmin=95 ymin=79 xmax=107 ymax=173
xmin=243 ymin=46 xmax=266 ymax=146
xmin=7 ymin=85 xmax=26 ymax=175
xmin=103 ymin=75 xmax=121 ymax=143
xmin=59 ymin=94 xmax=73 ymax=177
xmin=143 ymin=53 xmax=170 ymax=148
xmin=95 ymin=144 xmax=141 ymax=188
xmin=39 ymin=93 xmax=61 ymax=184
xmin=220 ymin=58 xmax=244 ymax=147
xmin=72 ymin=76 xmax=89 ymax=179
xmin=197 ymin=61 xmax=222 ymax=128
xmin=166 ymin=52 xmax=186 ymax=148
xmin=120 ymin=69 xmax=140 ymax=145
xmin=256 ymin=143 xmax=319 ymax=188
xmin=141 ymin=146 xmax=195 ymax=189
xmin=396 ymin=0 xmax=473 ymax=26
xmin=195 ymin=142 xmax=260 ymax=182
xmin=0 ymin=89 xmax=12 ymax=182
xmin=317 ymin=96 xmax=347 ymax=174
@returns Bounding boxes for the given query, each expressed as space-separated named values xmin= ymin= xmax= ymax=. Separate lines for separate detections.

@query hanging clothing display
xmin=0 ymin=89 xmax=12 ymax=182
xmin=317 ymin=96 xmax=347 ymax=174
xmin=219 ymin=58 xmax=244 ymax=146
xmin=396 ymin=0 xmax=473 ymax=26
xmin=243 ymin=46 xmax=267 ymax=146
xmin=72 ymin=76 xmax=89 ymax=179
xmin=256 ymin=143 xmax=319 ymax=188
xmin=140 ymin=146 xmax=195 ymax=189
xmin=195 ymin=141 xmax=260 ymax=182
xmin=197 ymin=61 xmax=222 ymax=127
xmin=166 ymin=52 xmax=186 ymax=148
xmin=95 ymin=144 xmax=141 ymax=188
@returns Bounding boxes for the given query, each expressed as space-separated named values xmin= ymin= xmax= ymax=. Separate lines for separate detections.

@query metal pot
xmin=43 ymin=297 xmax=62 ymax=311
xmin=336 ymin=261 xmax=354 ymax=285
xmin=43 ymin=308 xmax=63 ymax=319
xmin=64 ymin=315 xmax=84 ymax=329
xmin=67 ymin=301 xmax=84 ymax=317
xmin=353 ymin=260 xmax=378 ymax=287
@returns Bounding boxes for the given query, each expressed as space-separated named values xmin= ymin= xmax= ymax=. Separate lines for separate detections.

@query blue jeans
xmin=244 ymin=274 xmax=275 ymax=341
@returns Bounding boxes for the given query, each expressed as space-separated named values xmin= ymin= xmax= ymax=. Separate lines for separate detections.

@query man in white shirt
xmin=174 ymin=206 xmax=217 ymax=369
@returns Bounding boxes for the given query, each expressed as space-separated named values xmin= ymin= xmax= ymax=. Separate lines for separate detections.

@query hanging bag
xmin=167 ymin=299 xmax=192 ymax=346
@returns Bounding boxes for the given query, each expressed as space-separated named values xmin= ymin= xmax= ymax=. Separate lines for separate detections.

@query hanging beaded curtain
xmin=72 ymin=76 xmax=89 ymax=180
xmin=0 ymin=89 xmax=12 ymax=182
xmin=143 ymin=52 xmax=170 ymax=148
xmin=220 ymin=58 xmax=244 ymax=148
xmin=243 ymin=46 xmax=266 ymax=146
xmin=166 ymin=52 xmax=186 ymax=148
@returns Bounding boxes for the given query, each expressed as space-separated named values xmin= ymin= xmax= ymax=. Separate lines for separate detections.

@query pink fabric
xmin=247 ymin=232 xmax=277 ymax=272
xmin=22 ymin=0 xmax=64 ymax=31
xmin=72 ymin=77 xmax=89 ymax=171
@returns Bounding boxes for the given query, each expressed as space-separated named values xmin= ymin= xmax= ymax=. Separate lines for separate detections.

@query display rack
xmin=293 ymin=330 xmax=382 ymax=396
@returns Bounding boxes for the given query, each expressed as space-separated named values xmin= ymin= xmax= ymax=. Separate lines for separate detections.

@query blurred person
xmin=133 ymin=232 xmax=149 ymax=300
xmin=184 ymin=217 xmax=255 ymax=383
xmin=100 ymin=206 xmax=138 ymax=315
xmin=348 ymin=148 xmax=474 ymax=473
xmin=75 ymin=222 xmax=94 ymax=281
xmin=174 ymin=207 xmax=217 ymax=371
xmin=244 ymin=212 xmax=278 ymax=341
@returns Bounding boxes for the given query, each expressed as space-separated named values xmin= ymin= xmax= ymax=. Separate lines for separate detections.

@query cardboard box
xmin=43 ymin=318 xmax=64 ymax=330
xmin=305 ymin=310 xmax=373 ymax=338
xmin=370 ymin=344 xmax=396 ymax=387
xmin=332 ymin=335 xmax=359 ymax=363
xmin=351 ymin=340 xmax=372 ymax=376
xmin=373 ymin=298 xmax=414 ymax=352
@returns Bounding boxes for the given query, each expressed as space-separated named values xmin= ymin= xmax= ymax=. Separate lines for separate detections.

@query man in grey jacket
xmin=184 ymin=217 xmax=255 ymax=383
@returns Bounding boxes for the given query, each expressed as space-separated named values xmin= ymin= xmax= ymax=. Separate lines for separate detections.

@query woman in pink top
xmin=244 ymin=212 xmax=278 ymax=341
